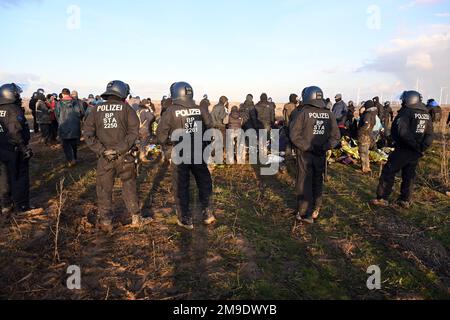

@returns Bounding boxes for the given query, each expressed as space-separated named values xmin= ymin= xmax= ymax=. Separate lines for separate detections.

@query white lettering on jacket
xmin=0 ymin=110 xmax=7 ymax=117
xmin=309 ymin=112 xmax=330 ymax=119
xmin=415 ymin=113 xmax=430 ymax=120
xmin=97 ymin=104 xmax=123 ymax=112
xmin=175 ymin=109 xmax=201 ymax=118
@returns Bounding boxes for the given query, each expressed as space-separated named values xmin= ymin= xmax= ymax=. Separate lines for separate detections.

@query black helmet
xmin=101 ymin=80 xmax=130 ymax=100
xmin=302 ymin=86 xmax=325 ymax=108
xmin=0 ymin=83 xmax=23 ymax=105
xmin=401 ymin=91 xmax=422 ymax=107
xmin=170 ymin=82 xmax=194 ymax=101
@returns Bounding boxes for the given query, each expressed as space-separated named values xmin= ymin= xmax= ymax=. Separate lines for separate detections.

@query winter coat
xmin=289 ymin=104 xmax=341 ymax=156
xmin=211 ymin=103 xmax=227 ymax=128
xmin=36 ymin=100 xmax=52 ymax=124
xmin=392 ymin=103 xmax=434 ymax=154
xmin=357 ymin=107 xmax=377 ymax=144
xmin=83 ymin=98 xmax=139 ymax=156
xmin=332 ymin=100 xmax=348 ymax=127
xmin=56 ymin=97 xmax=84 ymax=140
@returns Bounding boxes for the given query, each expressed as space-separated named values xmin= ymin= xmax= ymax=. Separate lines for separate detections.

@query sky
xmin=0 ymin=0 xmax=449 ymax=103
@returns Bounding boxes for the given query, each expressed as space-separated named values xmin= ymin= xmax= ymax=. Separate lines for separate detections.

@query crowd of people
xmin=0 ymin=80 xmax=447 ymax=231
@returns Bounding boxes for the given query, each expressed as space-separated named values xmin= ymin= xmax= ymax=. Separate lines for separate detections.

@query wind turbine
xmin=439 ymin=87 xmax=448 ymax=106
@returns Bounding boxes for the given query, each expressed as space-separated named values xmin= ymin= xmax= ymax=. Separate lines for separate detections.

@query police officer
xmin=0 ymin=83 xmax=33 ymax=214
xmin=83 ymin=80 xmax=150 ymax=231
xmin=289 ymin=86 xmax=341 ymax=224
xmin=371 ymin=91 xmax=434 ymax=208
xmin=156 ymin=82 xmax=215 ymax=230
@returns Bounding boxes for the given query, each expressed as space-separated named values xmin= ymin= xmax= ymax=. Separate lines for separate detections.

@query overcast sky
xmin=1 ymin=0 xmax=449 ymax=103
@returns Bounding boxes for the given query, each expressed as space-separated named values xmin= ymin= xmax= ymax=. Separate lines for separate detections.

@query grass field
xmin=0 ymin=129 xmax=448 ymax=300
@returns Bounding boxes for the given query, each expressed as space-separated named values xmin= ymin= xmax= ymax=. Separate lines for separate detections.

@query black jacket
xmin=36 ymin=100 xmax=52 ymax=124
xmin=358 ymin=107 xmax=377 ymax=141
xmin=29 ymin=98 xmax=37 ymax=112
xmin=289 ymin=104 xmax=341 ymax=156
xmin=56 ymin=98 xmax=84 ymax=140
xmin=157 ymin=99 xmax=213 ymax=161
xmin=199 ymin=98 xmax=211 ymax=111
xmin=391 ymin=103 xmax=434 ymax=154
xmin=83 ymin=99 xmax=139 ymax=156
xmin=0 ymin=102 xmax=31 ymax=153
xmin=381 ymin=105 xmax=394 ymax=126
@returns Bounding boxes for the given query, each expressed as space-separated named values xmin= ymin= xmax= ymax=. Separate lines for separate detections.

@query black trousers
xmin=96 ymin=157 xmax=140 ymax=218
xmin=296 ymin=151 xmax=326 ymax=216
xmin=62 ymin=139 xmax=79 ymax=162
xmin=0 ymin=150 xmax=30 ymax=210
xmin=50 ymin=121 xmax=58 ymax=142
xmin=171 ymin=163 xmax=212 ymax=219
xmin=31 ymin=111 xmax=39 ymax=133
xmin=377 ymin=148 xmax=421 ymax=202
xmin=40 ymin=124 xmax=51 ymax=144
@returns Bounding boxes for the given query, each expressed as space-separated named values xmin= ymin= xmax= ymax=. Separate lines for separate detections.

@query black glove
xmin=102 ymin=150 xmax=119 ymax=163
xmin=23 ymin=148 xmax=33 ymax=161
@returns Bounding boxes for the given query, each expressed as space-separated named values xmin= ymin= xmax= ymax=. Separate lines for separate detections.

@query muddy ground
xmin=0 ymin=131 xmax=449 ymax=300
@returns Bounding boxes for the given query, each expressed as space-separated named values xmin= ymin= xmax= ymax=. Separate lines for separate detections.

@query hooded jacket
xmin=391 ymin=102 xmax=434 ymax=154
xmin=358 ymin=102 xmax=378 ymax=142
xmin=56 ymin=96 xmax=84 ymax=140
xmin=382 ymin=104 xmax=394 ymax=127
xmin=211 ymin=97 xmax=228 ymax=128
xmin=36 ymin=98 xmax=52 ymax=125
xmin=239 ymin=95 xmax=256 ymax=129
xmin=283 ymin=94 xmax=298 ymax=126
xmin=289 ymin=103 xmax=341 ymax=156
xmin=255 ymin=94 xmax=274 ymax=129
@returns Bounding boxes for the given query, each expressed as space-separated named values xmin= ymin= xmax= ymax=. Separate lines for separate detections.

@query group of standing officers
xmin=0 ymin=80 xmax=439 ymax=231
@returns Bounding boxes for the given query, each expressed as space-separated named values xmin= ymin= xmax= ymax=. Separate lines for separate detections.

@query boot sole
xmin=177 ymin=220 xmax=194 ymax=230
